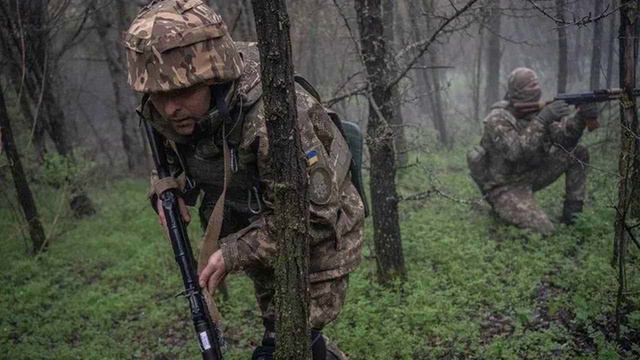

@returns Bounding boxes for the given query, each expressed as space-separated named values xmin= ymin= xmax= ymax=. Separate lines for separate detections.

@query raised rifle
xmin=143 ymin=120 xmax=223 ymax=360
xmin=513 ymin=88 xmax=640 ymax=131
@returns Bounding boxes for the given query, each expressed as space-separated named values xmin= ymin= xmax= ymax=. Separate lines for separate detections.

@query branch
xmin=401 ymin=186 xmax=483 ymax=205
xmin=525 ymin=0 xmax=623 ymax=27
xmin=387 ymin=0 xmax=480 ymax=92
xmin=324 ymin=85 xmax=366 ymax=107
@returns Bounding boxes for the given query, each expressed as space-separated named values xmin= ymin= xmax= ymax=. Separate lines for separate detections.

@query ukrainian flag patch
xmin=306 ymin=150 xmax=319 ymax=166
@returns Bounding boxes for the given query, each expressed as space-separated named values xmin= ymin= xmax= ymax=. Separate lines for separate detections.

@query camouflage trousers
xmin=246 ymin=269 xmax=349 ymax=330
xmin=486 ymin=144 xmax=589 ymax=235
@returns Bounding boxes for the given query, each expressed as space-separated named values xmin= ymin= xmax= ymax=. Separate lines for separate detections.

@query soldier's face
xmin=150 ymin=84 xmax=211 ymax=136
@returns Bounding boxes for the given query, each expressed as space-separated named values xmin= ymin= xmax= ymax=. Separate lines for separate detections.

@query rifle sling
xmin=196 ymin=129 xmax=231 ymax=323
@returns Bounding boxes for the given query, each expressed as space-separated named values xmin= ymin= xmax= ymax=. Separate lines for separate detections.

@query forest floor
xmin=1 ymin=142 xmax=639 ymax=359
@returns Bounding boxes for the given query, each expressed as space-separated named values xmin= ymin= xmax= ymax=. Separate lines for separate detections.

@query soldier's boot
xmin=252 ymin=330 xmax=333 ymax=360
xmin=252 ymin=335 xmax=275 ymax=360
xmin=324 ymin=335 xmax=349 ymax=360
xmin=561 ymin=199 xmax=584 ymax=225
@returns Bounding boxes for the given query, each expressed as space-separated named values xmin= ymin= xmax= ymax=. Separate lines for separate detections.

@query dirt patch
xmin=524 ymin=268 xmax=640 ymax=358
xmin=480 ymin=313 xmax=514 ymax=344
xmin=593 ymin=303 xmax=640 ymax=358
xmin=528 ymin=278 xmax=573 ymax=331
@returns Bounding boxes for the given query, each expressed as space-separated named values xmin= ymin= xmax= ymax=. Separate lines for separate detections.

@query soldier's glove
xmin=577 ymin=102 xmax=599 ymax=120
xmin=535 ymin=100 xmax=570 ymax=126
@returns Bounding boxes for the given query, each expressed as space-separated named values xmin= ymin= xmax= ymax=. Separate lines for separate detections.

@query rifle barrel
xmin=555 ymin=88 xmax=640 ymax=105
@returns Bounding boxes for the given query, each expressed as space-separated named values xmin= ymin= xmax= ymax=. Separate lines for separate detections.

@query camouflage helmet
xmin=123 ymin=0 xmax=244 ymax=93
xmin=505 ymin=67 xmax=542 ymax=103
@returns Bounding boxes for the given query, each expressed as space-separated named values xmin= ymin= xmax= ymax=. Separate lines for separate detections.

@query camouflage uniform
xmin=468 ymin=68 xmax=590 ymax=235
xmin=124 ymin=0 xmax=364 ymax=350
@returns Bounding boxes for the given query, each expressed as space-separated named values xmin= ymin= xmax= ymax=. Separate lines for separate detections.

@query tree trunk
xmin=589 ymin=0 xmax=604 ymax=90
xmin=4 ymin=68 xmax=48 ymax=161
xmin=383 ymin=0 xmax=408 ymax=164
xmin=418 ymin=0 xmax=449 ymax=147
xmin=606 ymin=1 xmax=618 ymax=88
xmin=473 ymin=19 xmax=485 ymax=122
xmin=355 ymin=0 xmax=406 ymax=285
xmin=484 ymin=0 xmax=502 ymax=110
xmin=556 ymin=0 xmax=568 ymax=93
xmin=0 ymin=87 xmax=47 ymax=254
xmin=303 ymin=0 xmax=321 ymax=85
xmin=0 ymin=0 xmax=49 ymax=160
xmin=427 ymin=49 xmax=449 ymax=147
xmin=613 ymin=0 xmax=640 ymax=337
xmin=406 ymin=2 xmax=431 ymax=122
xmin=91 ymin=1 xmax=146 ymax=173
xmin=0 ymin=0 xmax=95 ymax=218
xmin=251 ymin=0 xmax=310 ymax=358
xmin=214 ymin=0 xmax=256 ymax=41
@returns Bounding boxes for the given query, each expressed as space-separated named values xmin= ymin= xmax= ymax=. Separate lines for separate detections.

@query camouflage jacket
xmin=141 ymin=43 xmax=364 ymax=283
xmin=469 ymin=100 xmax=587 ymax=192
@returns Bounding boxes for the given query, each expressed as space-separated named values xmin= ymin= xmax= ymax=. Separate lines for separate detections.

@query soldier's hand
xmin=198 ymin=250 xmax=227 ymax=294
xmin=577 ymin=102 xmax=599 ymax=120
xmin=536 ymin=100 xmax=570 ymax=125
xmin=157 ymin=196 xmax=191 ymax=232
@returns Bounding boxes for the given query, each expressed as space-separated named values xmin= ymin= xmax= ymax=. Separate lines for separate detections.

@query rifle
xmin=513 ymin=88 xmax=640 ymax=131
xmin=143 ymin=121 xmax=223 ymax=360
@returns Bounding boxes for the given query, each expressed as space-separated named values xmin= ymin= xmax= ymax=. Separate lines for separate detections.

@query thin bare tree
xmin=0 ymin=86 xmax=46 ymax=254
xmin=252 ymin=0 xmax=311 ymax=357
xmin=354 ymin=0 xmax=406 ymax=284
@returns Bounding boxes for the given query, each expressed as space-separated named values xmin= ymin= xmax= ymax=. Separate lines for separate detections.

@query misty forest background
xmin=1 ymin=0 xmax=640 ymax=359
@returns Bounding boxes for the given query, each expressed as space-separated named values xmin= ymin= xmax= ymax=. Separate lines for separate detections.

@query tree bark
xmin=613 ymin=0 xmax=640 ymax=337
xmin=355 ymin=0 xmax=406 ymax=284
xmin=383 ymin=0 xmax=408 ymax=164
xmin=556 ymin=0 xmax=568 ymax=93
xmin=0 ymin=87 xmax=47 ymax=254
xmin=589 ymin=0 xmax=604 ymax=90
xmin=251 ymin=1 xmax=310 ymax=358
xmin=484 ymin=0 xmax=502 ymax=110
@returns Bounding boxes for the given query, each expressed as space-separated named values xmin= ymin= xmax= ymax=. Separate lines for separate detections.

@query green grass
xmin=1 ymin=145 xmax=638 ymax=359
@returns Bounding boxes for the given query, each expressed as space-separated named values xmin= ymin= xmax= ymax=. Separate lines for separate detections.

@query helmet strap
xmin=212 ymin=84 xmax=241 ymax=173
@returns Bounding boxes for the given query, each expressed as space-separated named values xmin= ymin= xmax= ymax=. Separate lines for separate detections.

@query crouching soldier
xmin=122 ymin=1 xmax=365 ymax=358
xmin=467 ymin=67 xmax=598 ymax=235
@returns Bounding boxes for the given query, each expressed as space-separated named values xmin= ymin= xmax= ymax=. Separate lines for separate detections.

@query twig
xmin=37 ymin=184 xmax=70 ymax=256
xmin=388 ymin=0 xmax=480 ymax=93
xmin=0 ymin=185 xmax=30 ymax=253
xmin=330 ymin=70 xmax=363 ymax=99
xmin=324 ymin=85 xmax=366 ymax=107
xmin=525 ymin=0 xmax=623 ymax=27
xmin=401 ymin=185 xmax=483 ymax=206
xmin=554 ymin=142 xmax=621 ymax=178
